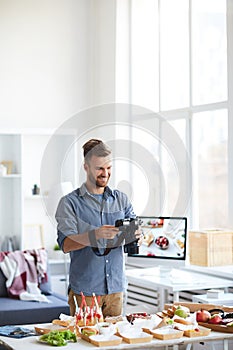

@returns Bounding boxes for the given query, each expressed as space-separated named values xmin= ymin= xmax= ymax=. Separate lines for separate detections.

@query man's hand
xmin=95 ymin=225 xmax=119 ymax=240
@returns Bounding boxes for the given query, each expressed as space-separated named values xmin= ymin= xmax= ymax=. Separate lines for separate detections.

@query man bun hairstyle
xmin=83 ymin=139 xmax=112 ymax=163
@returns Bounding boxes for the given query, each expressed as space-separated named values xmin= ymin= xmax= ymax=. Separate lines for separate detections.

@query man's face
xmin=85 ymin=155 xmax=112 ymax=188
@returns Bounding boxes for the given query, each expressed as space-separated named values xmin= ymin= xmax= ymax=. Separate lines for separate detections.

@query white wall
xmin=0 ymin=0 xmax=117 ymax=251
xmin=0 ymin=0 xmax=116 ymax=129
xmin=89 ymin=0 xmax=116 ymax=105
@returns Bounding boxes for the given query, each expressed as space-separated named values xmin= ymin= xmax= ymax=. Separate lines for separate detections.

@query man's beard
xmin=88 ymin=173 xmax=110 ymax=188
xmin=95 ymin=175 xmax=109 ymax=188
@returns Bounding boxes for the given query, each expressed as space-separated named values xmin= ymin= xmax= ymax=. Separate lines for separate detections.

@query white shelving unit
xmin=0 ymin=129 xmax=77 ymax=251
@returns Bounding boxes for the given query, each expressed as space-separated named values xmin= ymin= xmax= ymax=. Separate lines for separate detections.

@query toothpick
xmin=92 ymin=292 xmax=99 ymax=312
xmin=73 ymin=295 xmax=79 ymax=313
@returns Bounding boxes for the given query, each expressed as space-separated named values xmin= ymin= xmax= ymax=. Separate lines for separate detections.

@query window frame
xmin=116 ymin=0 xmax=232 ymax=228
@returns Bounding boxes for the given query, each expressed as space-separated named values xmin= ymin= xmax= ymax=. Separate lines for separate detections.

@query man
xmin=55 ymin=139 xmax=140 ymax=317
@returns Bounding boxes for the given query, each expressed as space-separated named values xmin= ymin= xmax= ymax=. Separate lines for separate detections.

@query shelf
xmin=0 ymin=174 xmax=21 ymax=178
xmin=25 ymin=195 xmax=43 ymax=199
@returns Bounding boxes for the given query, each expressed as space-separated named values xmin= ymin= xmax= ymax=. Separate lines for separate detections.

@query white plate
xmin=119 ymin=331 xmax=150 ymax=339
xmin=89 ymin=334 xmax=119 ymax=341
xmin=36 ymin=337 xmax=49 ymax=344
xmin=152 ymin=327 xmax=182 ymax=335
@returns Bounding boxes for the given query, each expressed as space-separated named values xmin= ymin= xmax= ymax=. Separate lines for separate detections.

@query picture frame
xmin=0 ymin=160 xmax=13 ymax=174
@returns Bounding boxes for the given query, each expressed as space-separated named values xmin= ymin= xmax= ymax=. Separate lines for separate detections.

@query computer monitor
xmin=126 ymin=216 xmax=187 ymax=268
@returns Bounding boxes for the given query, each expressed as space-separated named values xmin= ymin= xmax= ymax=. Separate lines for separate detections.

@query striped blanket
xmin=0 ymin=249 xmax=50 ymax=302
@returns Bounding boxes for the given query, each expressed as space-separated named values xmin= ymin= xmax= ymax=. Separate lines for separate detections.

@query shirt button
xmin=106 ymin=274 xmax=109 ymax=277
xmin=106 ymin=260 xmax=108 ymax=263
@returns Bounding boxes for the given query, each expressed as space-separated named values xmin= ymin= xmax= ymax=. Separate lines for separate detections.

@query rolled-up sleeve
xmin=55 ymin=197 xmax=78 ymax=250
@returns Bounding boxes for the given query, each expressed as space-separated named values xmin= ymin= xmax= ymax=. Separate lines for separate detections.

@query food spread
xmin=34 ymin=300 xmax=233 ymax=347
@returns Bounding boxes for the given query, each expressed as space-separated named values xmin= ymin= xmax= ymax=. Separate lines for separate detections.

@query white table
xmin=183 ymin=264 xmax=233 ymax=280
xmin=192 ymin=293 xmax=233 ymax=305
xmin=126 ymin=267 xmax=233 ymax=310
xmin=1 ymin=328 xmax=233 ymax=350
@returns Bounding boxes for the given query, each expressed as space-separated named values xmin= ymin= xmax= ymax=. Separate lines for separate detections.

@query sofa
xmin=0 ymin=260 xmax=70 ymax=326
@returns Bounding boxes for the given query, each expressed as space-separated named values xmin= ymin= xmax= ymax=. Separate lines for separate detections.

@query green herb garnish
xmin=167 ymin=319 xmax=174 ymax=325
xmin=40 ymin=330 xmax=77 ymax=346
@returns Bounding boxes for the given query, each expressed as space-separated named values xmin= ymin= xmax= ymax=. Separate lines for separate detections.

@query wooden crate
xmin=188 ymin=229 xmax=233 ymax=266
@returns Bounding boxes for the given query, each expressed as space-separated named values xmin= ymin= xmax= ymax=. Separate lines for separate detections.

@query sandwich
xmin=81 ymin=327 xmax=98 ymax=337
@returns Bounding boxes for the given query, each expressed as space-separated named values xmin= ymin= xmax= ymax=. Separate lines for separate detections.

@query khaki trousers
xmin=68 ymin=289 xmax=123 ymax=318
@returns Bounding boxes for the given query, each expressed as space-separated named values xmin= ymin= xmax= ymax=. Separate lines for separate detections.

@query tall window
xmin=116 ymin=0 xmax=228 ymax=228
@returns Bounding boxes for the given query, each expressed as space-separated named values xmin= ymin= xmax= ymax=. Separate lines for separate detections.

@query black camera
xmin=115 ymin=218 xmax=141 ymax=255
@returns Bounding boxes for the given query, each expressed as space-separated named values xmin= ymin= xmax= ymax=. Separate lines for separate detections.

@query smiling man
xmin=55 ymin=139 xmax=140 ymax=318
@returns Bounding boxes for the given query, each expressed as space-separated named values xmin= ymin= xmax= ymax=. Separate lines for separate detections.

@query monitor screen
xmin=129 ymin=216 xmax=187 ymax=261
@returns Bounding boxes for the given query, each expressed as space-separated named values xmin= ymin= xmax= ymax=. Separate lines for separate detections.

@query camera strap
xmin=88 ymin=230 xmax=111 ymax=256
xmin=88 ymin=230 xmax=125 ymax=256
xmin=91 ymin=247 xmax=111 ymax=256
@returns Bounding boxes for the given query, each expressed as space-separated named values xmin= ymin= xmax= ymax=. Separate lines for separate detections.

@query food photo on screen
xmin=131 ymin=217 xmax=187 ymax=260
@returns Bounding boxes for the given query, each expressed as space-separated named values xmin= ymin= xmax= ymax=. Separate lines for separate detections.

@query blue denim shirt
xmin=55 ymin=183 xmax=136 ymax=296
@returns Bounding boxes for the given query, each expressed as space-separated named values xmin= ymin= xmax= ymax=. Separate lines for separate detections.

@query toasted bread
xmin=173 ymin=317 xmax=192 ymax=325
xmin=104 ymin=315 xmax=123 ymax=324
xmin=52 ymin=319 xmax=70 ymax=327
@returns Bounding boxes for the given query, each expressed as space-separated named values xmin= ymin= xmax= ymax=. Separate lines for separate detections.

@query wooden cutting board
xmin=198 ymin=322 xmax=233 ymax=333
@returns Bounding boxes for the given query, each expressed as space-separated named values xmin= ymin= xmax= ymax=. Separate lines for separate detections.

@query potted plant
xmin=49 ymin=243 xmax=63 ymax=259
